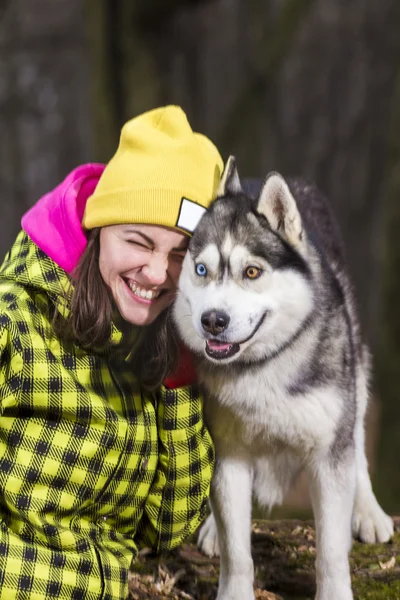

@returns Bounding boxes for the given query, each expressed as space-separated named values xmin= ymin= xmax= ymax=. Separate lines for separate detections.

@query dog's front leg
xmin=211 ymin=456 xmax=255 ymax=600
xmin=308 ymin=450 xmax=356 ymax=600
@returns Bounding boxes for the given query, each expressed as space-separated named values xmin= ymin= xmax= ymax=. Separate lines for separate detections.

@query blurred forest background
xmin=1 ymin=0 xmax=400 ymax=514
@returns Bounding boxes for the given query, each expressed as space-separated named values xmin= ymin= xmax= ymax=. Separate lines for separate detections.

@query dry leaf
xmin=255 ymin=589 xmax=284 ymax=600
xmin=291 ymin=526 xmax=302 ymax=535
xmin=379 ymin=556 xmax=396 ymax=570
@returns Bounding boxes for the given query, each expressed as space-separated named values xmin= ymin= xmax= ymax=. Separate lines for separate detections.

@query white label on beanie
xmin=176 ymin=198 xmax=207 ymax=233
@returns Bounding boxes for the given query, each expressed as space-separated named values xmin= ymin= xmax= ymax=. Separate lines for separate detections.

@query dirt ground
xmin=129 ymin=517 xmax=400 ymax=600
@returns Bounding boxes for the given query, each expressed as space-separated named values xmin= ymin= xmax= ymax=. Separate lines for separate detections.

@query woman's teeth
xmin=128 ymin=280 xmax=160 ymax=300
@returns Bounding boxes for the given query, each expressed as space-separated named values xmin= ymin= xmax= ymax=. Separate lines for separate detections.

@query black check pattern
xmin=0 ymin=231 xmax=215 ymax=599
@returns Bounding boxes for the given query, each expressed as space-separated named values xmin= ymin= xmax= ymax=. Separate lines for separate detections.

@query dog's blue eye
xmin=195 ymin=263 xmax=207 ymax=277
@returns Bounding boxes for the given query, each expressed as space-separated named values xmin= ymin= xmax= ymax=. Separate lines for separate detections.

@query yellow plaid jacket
xmin=0 ymin=231 xmax=214 ymax=600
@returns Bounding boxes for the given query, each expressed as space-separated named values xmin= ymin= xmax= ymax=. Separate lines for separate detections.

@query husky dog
xmin=173 ymin=157 xmax=393 ymax=600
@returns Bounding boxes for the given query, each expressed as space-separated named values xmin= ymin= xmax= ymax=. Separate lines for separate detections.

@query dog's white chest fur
xmin=201 ymin=356 xmax=342 ymax=456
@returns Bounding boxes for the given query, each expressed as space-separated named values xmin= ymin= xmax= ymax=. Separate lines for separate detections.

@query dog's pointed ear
xmin=217 ymin=155 xmax=243 ymax=197
xmin=257 ymin=172 xmax=304 ymax=250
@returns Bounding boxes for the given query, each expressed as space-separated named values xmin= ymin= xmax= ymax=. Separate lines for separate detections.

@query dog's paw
xmin=352 ymin=497 xmax=394 ymax=544
xmin=197 ymin=513 xmax=220 ymax=557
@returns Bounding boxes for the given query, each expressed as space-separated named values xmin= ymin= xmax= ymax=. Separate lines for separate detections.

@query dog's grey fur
xmin=173 ymin=157 xmax=393 ymax=600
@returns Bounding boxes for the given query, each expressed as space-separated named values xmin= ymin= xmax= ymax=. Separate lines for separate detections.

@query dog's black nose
xmin=201 ymin=310 xmax=230 ymax=335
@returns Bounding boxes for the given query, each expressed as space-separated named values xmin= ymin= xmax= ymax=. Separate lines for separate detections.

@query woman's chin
xmin=118 ymin=297 xmax=168 ymax=326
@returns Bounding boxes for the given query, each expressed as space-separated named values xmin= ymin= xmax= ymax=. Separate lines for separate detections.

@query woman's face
xmin=99 ymin=224 xmax=188 ymax=326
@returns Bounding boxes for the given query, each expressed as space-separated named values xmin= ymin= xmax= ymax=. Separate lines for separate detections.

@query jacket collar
xmin=0 ymin=231 xmax=143 ymax=355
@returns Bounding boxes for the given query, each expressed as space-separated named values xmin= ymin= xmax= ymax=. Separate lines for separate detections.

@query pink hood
xmin=21 ymin=164 xmax=105 ymax=274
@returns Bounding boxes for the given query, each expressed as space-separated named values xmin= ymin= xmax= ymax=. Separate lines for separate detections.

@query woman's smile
xmin=124 ymin=277 xmax=164 ymax=303
xmin=99 ymin=224 xmax=188 ymax=325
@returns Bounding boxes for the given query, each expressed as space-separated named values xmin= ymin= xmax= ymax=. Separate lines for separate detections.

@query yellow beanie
xmin=83 ymin=105 xmax=223 ymax=234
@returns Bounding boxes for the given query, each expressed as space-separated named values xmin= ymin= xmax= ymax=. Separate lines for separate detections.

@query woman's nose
xmin=142 ymin=253 xmax=169 ymax=284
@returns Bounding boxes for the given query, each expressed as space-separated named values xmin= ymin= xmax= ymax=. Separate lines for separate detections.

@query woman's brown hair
xmin=53 ymin=228 xmax=180 ymax=390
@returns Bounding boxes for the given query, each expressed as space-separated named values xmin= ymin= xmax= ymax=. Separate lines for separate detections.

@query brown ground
xmin=129 ymin=517 xmax=400 ymax=600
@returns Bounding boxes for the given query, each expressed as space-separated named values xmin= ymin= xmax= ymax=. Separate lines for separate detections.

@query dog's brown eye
xmin=245 ymin=266 xmax=262 ymax=279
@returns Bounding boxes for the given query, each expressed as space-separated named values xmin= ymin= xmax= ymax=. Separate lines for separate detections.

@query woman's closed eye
xmin=126 ymin=238 xmax=152 ymax=250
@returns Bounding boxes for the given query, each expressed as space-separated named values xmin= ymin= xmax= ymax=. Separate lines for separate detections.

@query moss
xmin=353 ymin=579 xmax=400 ymax=600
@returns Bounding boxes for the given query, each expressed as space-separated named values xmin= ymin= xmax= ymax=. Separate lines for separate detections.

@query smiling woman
xmin=99 ymin=224 xmax=187 ymax=326
xmin=0 ymin=106 xmax=223 ymax=600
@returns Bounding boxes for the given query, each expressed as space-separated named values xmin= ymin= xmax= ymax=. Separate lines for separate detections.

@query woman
xmin=0 ymin=106 xmax=223 ymax=599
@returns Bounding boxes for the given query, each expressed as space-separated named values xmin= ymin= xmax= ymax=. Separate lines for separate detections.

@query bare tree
xmin=0 ymin=0 xmax=92 ymax=258
xmin=375 ymin=71 xmax=400 ymax=512
xmin=138 ymin=0 xmax=399 ymax=350
xmin=111 ymin=0 xmax=400 ymax=509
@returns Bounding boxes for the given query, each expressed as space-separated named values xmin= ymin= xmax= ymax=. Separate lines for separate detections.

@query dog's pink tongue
xmin=207 ymin=340 xmax=232 ymax=351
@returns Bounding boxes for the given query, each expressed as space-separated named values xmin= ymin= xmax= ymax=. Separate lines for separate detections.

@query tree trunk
xmin=374 ymin=69 xmax=400 ymax=513
xmin=131 ymin=0 xmax=400 ymax=512
xmin=0 ymin=0 xmax=92 ymax=259
xmin=139 ymin=0 xmax=399 ymax=350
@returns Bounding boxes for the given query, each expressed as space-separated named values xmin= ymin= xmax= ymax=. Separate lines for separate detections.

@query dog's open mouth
xmin=205 ymin=339 xmax=240 ymax=360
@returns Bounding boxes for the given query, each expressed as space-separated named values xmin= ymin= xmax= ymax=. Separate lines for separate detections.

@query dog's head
xmin=173 ymin=156 xmax=315 ymax=365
